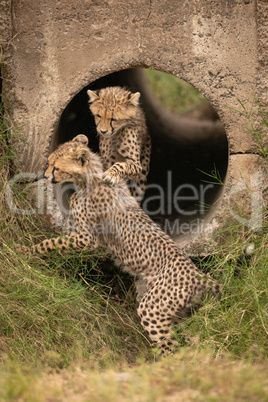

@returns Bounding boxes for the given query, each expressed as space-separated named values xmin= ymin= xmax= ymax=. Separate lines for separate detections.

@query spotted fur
xmin=21 ymin=135 xmax=222 ymax=352
xmin=87 ymin=86 xmax=151 ymax=203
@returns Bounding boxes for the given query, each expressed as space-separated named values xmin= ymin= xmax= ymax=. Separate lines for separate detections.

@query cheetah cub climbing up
xmin=21 ymin=135 xmax=222 ymax=353
xmin=87 ymin=86 xmax=151 ymax=203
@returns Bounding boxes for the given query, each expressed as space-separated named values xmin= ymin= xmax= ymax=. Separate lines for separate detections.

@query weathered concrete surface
xmin=1 ymin=0 xmax=263 ymax=168
xmin=0 ymin=1 xmax=11 ymax=49
xmin=1 ymin=0 xmax=267 ymax=251
xmin=256 ymin=0 xmax=268 ymax=111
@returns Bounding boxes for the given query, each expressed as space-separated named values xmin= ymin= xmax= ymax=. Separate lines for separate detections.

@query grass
xmin=182 ymin=225 xmax=268 ymax=359
xmin=0 ymin=82 xmax=267 ymax=400
xmin=1 ymin=350 xmax=268 ymax=402
xmin=145 ymin=69 xmax=207 ymax=113
xmin=0 ymin=246 xmax=150 ymax=368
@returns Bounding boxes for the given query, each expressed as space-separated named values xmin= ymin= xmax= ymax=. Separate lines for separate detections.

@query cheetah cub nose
xmin=100 ymin=129 xmax=108 ymax=135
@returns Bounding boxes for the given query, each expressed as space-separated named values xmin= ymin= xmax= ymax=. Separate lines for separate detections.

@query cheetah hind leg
xmin=137 ymin=302 xmax=181 ymax=355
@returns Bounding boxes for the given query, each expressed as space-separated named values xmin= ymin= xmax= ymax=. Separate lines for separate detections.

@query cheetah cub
xmin=20 ymin=135 xmax=222 ymax=353
xmin=87 ymin=86 xmax=151 ymax=203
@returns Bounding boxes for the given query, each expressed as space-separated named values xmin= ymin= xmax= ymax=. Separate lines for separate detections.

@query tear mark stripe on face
xmin=52 ymin=166 xmax=59 ymax=183
xmin=110 ymin=119 xmax=115 ymax=133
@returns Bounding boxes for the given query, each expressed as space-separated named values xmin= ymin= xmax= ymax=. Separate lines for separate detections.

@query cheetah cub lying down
xmin=22 ymin=135 xmax=222 ymax=352
xmin=87 ymin=86 xmax=151 ymax=203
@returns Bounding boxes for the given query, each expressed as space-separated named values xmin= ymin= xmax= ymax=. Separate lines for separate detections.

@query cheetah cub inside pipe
xmin=21 ymin=135 xmax=222 ymax=353
xmin=87 ymin=86 xmax=151 ymax=204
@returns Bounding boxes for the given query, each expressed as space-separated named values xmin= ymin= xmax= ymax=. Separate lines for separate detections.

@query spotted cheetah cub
xmin=87 ymin=86 xmax=151 ymax=203
xmin=21 ymin=135 xmax=222 ymax=353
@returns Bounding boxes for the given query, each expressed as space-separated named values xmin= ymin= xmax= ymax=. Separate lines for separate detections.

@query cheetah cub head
xmin=87 ymin=86 xmax=140 ymax=138
xmin=44 ymin=135 xmax=92 ymax=185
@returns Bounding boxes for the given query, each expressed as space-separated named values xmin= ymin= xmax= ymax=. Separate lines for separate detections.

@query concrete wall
xmin=1 ymin=0 xmax=267 ymax=253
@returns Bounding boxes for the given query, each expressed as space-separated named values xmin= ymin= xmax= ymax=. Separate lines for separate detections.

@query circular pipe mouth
xmin=54 ymin=68 xmax=228 ymax=238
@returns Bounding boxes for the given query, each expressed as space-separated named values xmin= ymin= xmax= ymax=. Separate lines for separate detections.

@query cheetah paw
xmin=102 ymin=171 xmax=119 ymax=186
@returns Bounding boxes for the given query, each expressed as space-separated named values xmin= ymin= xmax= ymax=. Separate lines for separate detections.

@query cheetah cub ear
xmin=72 ymin=134 xmax=89 ymax=146
xmin=87 ymin=89 xmax=100 ymax=103
xmin=128 ymin=92 xmax=140 ymax=107
xmin=74 ymin=147 xmax=90 ymax=167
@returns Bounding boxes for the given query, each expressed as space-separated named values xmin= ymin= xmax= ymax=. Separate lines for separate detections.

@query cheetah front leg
xmin=19 ymin=233 xmax=99 ymax=255
xmin=103 ymin=159 xmax=142 ymax=186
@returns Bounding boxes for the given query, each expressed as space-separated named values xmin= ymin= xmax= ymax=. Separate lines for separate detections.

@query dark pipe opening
xmin=54 ymin=68 xmax=228 ymax=238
